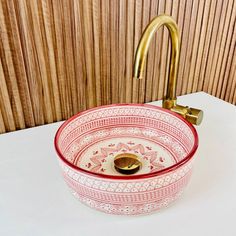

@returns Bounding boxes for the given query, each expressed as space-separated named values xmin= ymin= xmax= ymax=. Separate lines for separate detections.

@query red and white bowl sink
xmin=54 ymin=104 xmax=198 ymax=215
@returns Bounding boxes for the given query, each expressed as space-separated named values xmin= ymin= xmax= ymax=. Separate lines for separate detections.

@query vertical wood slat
xmin=125 ymin=0 xmax=135 ymax=103
xmin=192 ymin=0 xmax=211 ymax=93
xmin=138 ymin=0 xmax=151 ymax=104
xmin=0 ymin=58 xmax=16 ymax=131
xmin=14 ymin=0 xmax=45 ymax=126
xmin=41 ymin=0 xmax=62 ymax=121
xmin=27 ymin=0 xmax=54 ymax=123
xmin=110 ymin=0 xmax=119 ymax=104
xmin=81 ymin=0 xmax=96 ymax=109
xmin=0 ymin=0 xmax=236 ymax=134
xmin=52 ymin=0 xmax=70 ymax=119
xmin=181 ymin=0 xmax=199 ymax=94
xmin=221 ymin=4 xmax=236 ymax=103
xmin=61 ymin=0 xmax=77 ymax=116
xmin=101 ymin=0 xmax=111 ymax=105
xmin=177 ymin=0 xmax=193 ymax=96
xmin=92 ymin=0 xmax=102 ymax=106
xmin=190 ymin=0 xmax=207 ymax=93
xmin=202 ymin=0 xmax=224 ymax=92
xmin=197 ymin=0 xmax=217 ymax=91
xmin=215 ymin=0 xmax=236 ymax=98
xmin=118 ymin=0 xmax=127 ymax=103
xmin=5 ymin=0 xmax=35 ymax=127
xmin=226 ymin=44 xmax=236 ymax=103
xmin=132 ymin=0 xmax=142 ymax=103
xmin=73 ymin=0 xmax=87 ymax=112
xmin=157 ymin=0 xmax=170 ymax=99
xmin=145 ymin=0 xmax=158 ymax=102
xmin=208 ymin=0 xmax=231 ymax=95
xmin=0 ymin=0 xmax=25 ymax=129
xmin=0 ymin=105 xmax=5 ymax=133
xmin=151 ymin=0 xmax=165 ymax=101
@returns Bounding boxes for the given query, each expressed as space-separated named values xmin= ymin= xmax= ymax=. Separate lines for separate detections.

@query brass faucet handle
xmin=185 ymin=107 xmax=203 ymax=125
xmin=170 ymin=104 xmax=203 ymax=125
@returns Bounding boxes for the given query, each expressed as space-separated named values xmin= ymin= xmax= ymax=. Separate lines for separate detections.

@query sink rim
xmin=54 ymin=103 xmax=198 ymax=180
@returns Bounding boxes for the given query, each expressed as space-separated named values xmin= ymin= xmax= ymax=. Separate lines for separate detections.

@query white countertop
xmin=0 ymin=92 xmax=236 ymax=236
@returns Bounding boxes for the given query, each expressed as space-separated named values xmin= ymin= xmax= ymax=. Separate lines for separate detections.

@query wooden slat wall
xmin=0 ymin=0 xmax=236 ymax=133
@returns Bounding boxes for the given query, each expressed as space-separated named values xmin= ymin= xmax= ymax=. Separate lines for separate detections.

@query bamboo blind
xmin=0 ymin=0 xmax=236 ymax=133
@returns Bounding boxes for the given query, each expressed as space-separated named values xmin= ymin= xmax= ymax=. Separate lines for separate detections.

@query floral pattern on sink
xmin=78 ymin=137 xmax=176 ymax=176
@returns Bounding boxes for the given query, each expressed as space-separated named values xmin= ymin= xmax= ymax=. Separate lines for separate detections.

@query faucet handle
xmin=185 ymin=107 xmax=203 ymax=125
xmin=170 ymin=104 xmax=203 ymax=125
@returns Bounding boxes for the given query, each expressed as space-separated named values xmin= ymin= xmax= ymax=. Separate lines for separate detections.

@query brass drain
xmin=114 ymin=153 xmax=142 ymax=175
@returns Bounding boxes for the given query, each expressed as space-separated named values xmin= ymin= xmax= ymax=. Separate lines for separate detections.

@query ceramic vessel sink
xmin=54 ymin=104 xmax=198 ymax=215
xmin=54 ymin=14 xmax=202 ymax=215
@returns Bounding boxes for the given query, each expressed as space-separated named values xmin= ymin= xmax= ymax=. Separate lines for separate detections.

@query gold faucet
xmin=133 ymin=15 xmax=203 ymax=125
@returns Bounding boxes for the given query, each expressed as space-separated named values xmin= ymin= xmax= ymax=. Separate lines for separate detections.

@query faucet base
xmin=163 ymin=98 xmax=177 ymax=109
xmin=163 ymin=103 xmax=203 ymax=125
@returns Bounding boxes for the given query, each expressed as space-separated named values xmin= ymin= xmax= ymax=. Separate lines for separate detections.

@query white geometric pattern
xmin=55 ymin=104 xmax=198 ymax=215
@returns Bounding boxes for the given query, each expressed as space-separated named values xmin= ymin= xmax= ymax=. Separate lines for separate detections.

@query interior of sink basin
xmin=55 ymin=104 xmax=198 ymax=177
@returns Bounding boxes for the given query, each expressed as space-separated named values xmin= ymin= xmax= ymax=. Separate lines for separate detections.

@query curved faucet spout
xmin=133 ymin=15 xmax=179 ymax=103
xmin=133 ymin=14 xmax=203 ymax=125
